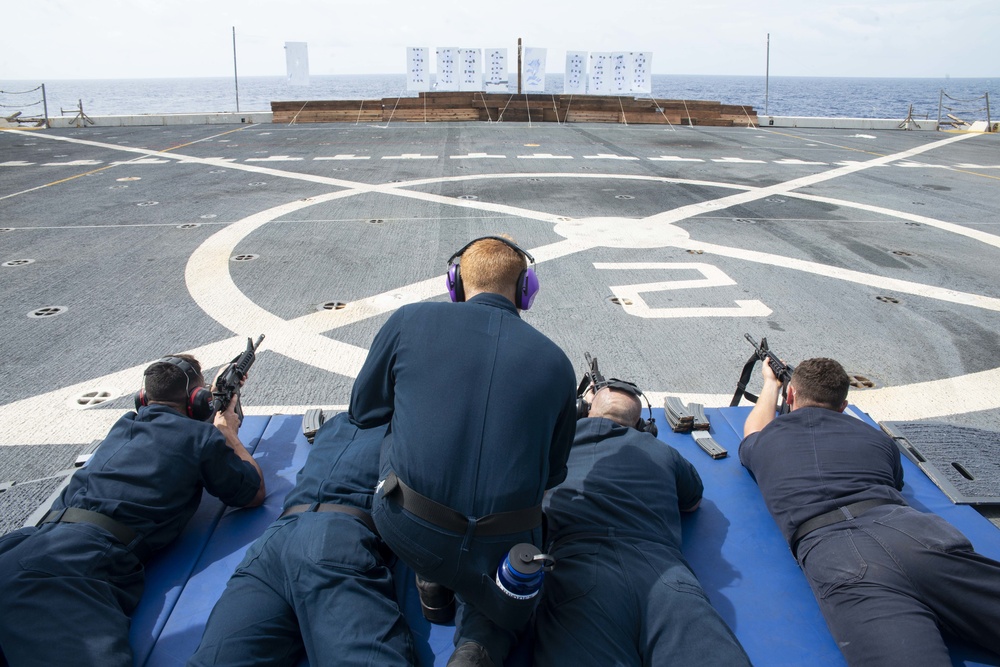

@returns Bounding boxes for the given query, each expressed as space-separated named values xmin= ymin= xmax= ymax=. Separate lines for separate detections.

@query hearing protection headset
xmin=575 ymin=353 xmax=658 ymax=437
xmin=134 ymin=356 xmax=214 ymax=421
xmin=446 ymin=236 xmax=540 ymax=310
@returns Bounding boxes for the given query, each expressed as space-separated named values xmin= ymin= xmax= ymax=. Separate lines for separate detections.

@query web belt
xmin=381 ymin=470 xmax=542 ymax=537
xmin=790 ymin=498 xmax=903 ymax=557
xmin=38 ymin=507 xmax=150 ymax=561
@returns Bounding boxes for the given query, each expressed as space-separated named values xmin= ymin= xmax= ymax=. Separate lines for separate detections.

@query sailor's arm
xmin=349 ymin=310 xmax=403 ymax=428
xmin=743 ymin=362 xmax=782 ymax=438
xmin=676 ymin=452 xmax=704 ymax=513
xmin=213 ymin=399 xmax=266 ymax=507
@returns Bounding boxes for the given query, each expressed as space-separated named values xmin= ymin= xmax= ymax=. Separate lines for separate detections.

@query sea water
xmin=1 ymin=74 xmax=996 ymax=121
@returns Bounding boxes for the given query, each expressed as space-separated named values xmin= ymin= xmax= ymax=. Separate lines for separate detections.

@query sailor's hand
xmin=761 ymin=360 xmax=781 ymax=385
xmin=213 ymin=398 xmax=241 ymax=439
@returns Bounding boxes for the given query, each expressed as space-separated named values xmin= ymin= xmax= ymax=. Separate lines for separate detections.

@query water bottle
xmin=496 ymin=543 xmax=546 ymax=600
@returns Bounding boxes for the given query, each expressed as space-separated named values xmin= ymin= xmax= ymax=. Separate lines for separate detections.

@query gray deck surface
xmin=2 ymin=120 xmax=999 ymax=531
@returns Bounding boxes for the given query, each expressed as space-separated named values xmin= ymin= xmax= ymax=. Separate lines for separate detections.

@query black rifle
xmin=576 ymin=352 xmax=603 ymax=399
xmin=731 ymin=334 xmax=795 ymax=414
xmin=212 ymin=334 xmax=265 ymax=425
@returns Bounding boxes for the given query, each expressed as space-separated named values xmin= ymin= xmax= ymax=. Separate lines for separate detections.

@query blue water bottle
xmin=496 ymin=543 xmax=546 ymax=600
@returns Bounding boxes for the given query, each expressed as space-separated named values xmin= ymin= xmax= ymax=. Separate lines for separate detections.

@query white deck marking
xmin=517 ymin=153 xmax=573 ymax=159
xmin=109 ymin=158 xmax=168 ymax=165
xmin=42 ymin=160 xmax=102 ymax=166
xmin=0 ymin=161 xmax=34 ymax=166
xmin=712 ymin=157 xmax=767 ymax=164
xmin=450 ymin=153 xmax=505 ymax=159
xmin=314 ymin=155 xmax=371 ymax=160
xmin=895 ymin=161 xmax=954 ymax=169
xmin=649 ymin=156 xmax=705 ymax=162
xmin=246 ymin=156 xmax=304 ymax=162
xmin=595 ymin=262 xmax=772 ymax=319
xmin=381 ymin=154 xmax=437 ymax=160
xmin=773 ymin=159 xmax=828 ymax=165
xmin=583 ymin=154 xmax=639 ymax=160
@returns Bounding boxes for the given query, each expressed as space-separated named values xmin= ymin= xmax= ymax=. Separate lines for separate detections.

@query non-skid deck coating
xmin=1 ymin=121 xmax=1000 ymax=532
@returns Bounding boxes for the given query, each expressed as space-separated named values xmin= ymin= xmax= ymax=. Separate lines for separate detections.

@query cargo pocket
xmin=873 ymin=506 xmax=972 ymax=553
xmin=18 ymin=524 xmax=113 ymax=578
xmin=799 ymin=531 xmax=867 ymax=599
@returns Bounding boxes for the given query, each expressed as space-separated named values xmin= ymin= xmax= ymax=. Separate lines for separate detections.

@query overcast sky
xmin=3 ymin=0 xmax=997 ymax=80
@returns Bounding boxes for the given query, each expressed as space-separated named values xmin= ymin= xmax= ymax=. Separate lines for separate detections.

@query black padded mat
xmin=881 ymin=421 xmax=1000 ymax=504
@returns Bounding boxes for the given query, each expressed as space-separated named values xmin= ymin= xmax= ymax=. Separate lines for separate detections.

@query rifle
xmin=212 ymin=334 xmax=265 ymax=425
xmin=576 ymin=352 xmax=604 ymax=399
xmin=731 ymin=334 xmax=795 ymax=414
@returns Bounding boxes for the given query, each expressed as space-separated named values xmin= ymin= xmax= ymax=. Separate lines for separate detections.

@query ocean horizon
xmin=1 ymin=74 xmax=996 ymax=122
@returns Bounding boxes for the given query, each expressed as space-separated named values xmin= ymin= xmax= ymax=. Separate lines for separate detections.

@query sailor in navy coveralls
xmin=0 ymin=355 xmax=264 ymax=667
xmin=189 ymin=412 xmax=414 ymax=667
xmin=740 ymin=357 xmax=1000 ymax=667
xmin=534 ymin=381 xmax=752 ymax=666
xmin=350 ymin=236 xmax=577 ymax=667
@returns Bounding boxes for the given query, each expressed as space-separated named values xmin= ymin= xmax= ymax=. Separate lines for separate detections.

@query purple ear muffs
xmin=517 ymin=267 xmax=540 ymax=310
xmin=446 ymin=236 xmax=539 ymax=310
xmin=446 ymin=262 xmax=464 ymax=303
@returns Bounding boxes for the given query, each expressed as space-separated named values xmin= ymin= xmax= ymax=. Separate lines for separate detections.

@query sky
xmin=2 ymin=0 xmax=997 ymax=80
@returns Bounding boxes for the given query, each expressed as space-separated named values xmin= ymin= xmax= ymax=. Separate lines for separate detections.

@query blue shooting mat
xmin=131 ymin=410 xmax=1000 ymax=667
xmin=129 ymin=414 xmax=272 ymax=667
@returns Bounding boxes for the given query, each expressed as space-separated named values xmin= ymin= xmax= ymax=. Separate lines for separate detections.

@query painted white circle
xmin=554 ymin=217 xmax=691 ymax=248
xmin=180 ymin=160 xmax=1000 ymax=421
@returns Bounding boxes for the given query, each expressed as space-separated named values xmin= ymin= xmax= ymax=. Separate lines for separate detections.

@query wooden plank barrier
xmin=271 ymin=93 xmax=758 ymax=126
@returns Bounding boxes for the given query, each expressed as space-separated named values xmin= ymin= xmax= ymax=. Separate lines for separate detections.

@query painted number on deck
xmin=593 ymin=262 xmax=772 ymax=319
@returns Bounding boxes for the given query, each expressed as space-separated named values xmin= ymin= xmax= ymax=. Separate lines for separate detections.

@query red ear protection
xmin=134 ymin=357 xmax=214 ymax=421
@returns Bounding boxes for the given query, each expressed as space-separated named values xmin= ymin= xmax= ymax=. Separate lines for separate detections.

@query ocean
xmin=1 ymin=74 xmax=996 ymax=121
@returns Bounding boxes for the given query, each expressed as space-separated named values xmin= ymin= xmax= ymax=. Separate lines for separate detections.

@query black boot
xmin=415 ymin=574 xmax=455 ymax=624
xmin=446 ymin=642 xmax=495 ymax=667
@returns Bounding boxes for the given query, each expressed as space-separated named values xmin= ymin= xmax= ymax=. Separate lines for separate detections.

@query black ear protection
xmin=134 ymin=357 xmax=215 ymax=421
xmin=446 ymin=236 xmax=540 ymax=310
xmin=575 ymin=353 xmax=657 ymax=437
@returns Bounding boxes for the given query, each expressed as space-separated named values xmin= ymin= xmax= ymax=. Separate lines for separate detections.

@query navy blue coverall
xmin=350 ymin=292 xmax=577 ymax=664
xmin=534 ymin=417 xmax=752 ymax=667
xmin=188 ymin=413 xmax=414 ymax=667
xmin=0 ymin=405 xmax=261 ymax=667
xmin=740 ymin=407 xmax=1000 ymax=667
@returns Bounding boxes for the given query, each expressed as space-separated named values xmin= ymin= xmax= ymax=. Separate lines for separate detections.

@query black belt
xmin=790 ymin=499 xmax=902 ymax=556
xmin=280 ymin=502 xmax=377 ymax=535
xmin=380 ymin=471 xmax=542 ymax=537
xmin=38 ymin=507 xmax=148 ymax=560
